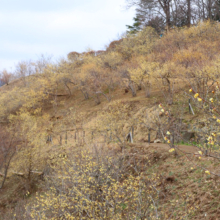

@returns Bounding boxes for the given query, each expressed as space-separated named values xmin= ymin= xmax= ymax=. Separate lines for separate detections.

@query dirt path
xmin=135 ymin=142 xmax=201 ymax=154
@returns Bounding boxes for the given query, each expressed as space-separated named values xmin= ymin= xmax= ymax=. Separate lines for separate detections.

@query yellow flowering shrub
xmin=28 ymin=151 xmax=162 ymax=219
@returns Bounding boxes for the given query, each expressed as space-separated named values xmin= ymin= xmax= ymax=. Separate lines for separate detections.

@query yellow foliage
xmin=28 ymin=151 xmax=161 ymax=219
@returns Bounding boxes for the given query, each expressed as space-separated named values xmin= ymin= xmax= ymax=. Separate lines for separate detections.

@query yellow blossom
xmin=167 ymin=140 xmax=171 ymax=144
xmin=169 ymin=148 xmax=175 ymax=153
xmin=199 ymin=157 xmax=201 ymax=159
xmin=198 ymin=151 xmax=203 ymax=155
xmin=212 ymin=133 xmax=216 ymax=137
xmin=209 ymin=98 xmax=214 ymax=103
xmin=213 ymin=115 xmax=216 ymax=119
xmin=159 ymin=104 xmax=162 ymax=108
xmin=161 ymin=109 xmax=164 ymax=112
xmin=217 ymin=119 xmax=220 ymax=123
xmin=194 ymin=93 xmax=199 ymax=98
xmin=205 ymin=170 xmax=210 ymax=175
xmin=190 ymin=167 xmax=194 ymax=170
xmin=207 ymin=136 xmax=212 ymax=141
xmin=189 ymin=88 xmax=192 ymax=92
xmin=164 ymin=137 xmax=168 ymax=140
xmin=197 ymin=98 xmax=202 ymax=102
xmin=166 ymin=131 xmax=171 ymax=135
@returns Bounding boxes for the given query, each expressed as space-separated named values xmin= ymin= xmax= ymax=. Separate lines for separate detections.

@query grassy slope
xmin=0 ymin=79 xmax=219 ymax=219
xmin=2 ymin=22 xmax=220 ymax=218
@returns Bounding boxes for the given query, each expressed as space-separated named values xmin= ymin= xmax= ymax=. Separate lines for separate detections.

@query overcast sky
xmin=0 ymin=0 xmax=135 ymax=71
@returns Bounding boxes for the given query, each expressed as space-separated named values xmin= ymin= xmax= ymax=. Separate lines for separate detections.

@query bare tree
xmin=14 ymin=61 xmax=31 ymax=85
xmin=127 ymin=0 xmax=172 ymax=30
xmin=187 ymin=0 xmax=191 ymax=26
xmin=33 ymin=54 xmax=52 ymax=74
xmin=0 ymin=69 xmax=12 ymax=85
xmin=127 ymin=0 xmax=220 ymax=32
xmin=0 ymin=131 xmax=17 ymax=189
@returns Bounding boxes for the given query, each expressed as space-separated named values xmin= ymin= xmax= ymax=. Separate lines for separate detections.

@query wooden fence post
xmin=46 ymin=135 xmax=52 ymax=144
xmin=189 ymin=98 xmax=195 ymax=115
xmin=60 ymin=135 xmax=62 ymax=145
xmin=172 ymin=134 xmax=174 ymax=147
xmin=65 ymin=131 xmax=67 ymax=144
xmin=130 ymin=132 xmax=133 ymax=143
xmin=132 ymin=126 xmax=134 ymax=142
xmin=189 ymin=98 xmax=191 ymax=113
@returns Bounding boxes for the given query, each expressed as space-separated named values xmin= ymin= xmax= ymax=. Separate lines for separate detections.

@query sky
xmin=0 ymin=0 xmax=135 ymax=72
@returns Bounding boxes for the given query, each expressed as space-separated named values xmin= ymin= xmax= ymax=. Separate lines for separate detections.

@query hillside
xmin=1 ymin=21 xmax=220 ymax=219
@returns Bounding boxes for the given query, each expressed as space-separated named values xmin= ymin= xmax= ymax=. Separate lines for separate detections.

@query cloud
xmin=0 ymin=0 xmax=135 ymax=71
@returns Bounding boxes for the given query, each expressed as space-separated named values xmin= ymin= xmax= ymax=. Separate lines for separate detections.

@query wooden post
xmin=60 ymin=135 xmax=62 ymax=145
xmin=130 ymin=132 xmax=133 ymax=143
xmin=205 ymin=141 xmax=208 ymax=156
xmin=172 ymin=134 xmax=174 ymax=147
xmin=204 ymin=139 xmax=208 ymax=156
xmin=83 ymin=130 xmax=85 ymax=144
xmin=189 ymin=99 xmax=195 ymax=115
xmin=46 ymin=135 xmax=52 ymax=144
xmin=132 ymin=126 xmax=134 ymax=142
xmin=189 ymin=98 xmax=191 ymax=113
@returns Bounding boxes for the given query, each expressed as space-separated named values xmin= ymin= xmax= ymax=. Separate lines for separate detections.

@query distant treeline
xmin=126 ymin=0 xmax=220 ymax=34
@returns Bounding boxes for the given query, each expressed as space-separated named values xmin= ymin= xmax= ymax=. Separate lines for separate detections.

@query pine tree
xmin=126 ymin=16 xmax=142 ymax=34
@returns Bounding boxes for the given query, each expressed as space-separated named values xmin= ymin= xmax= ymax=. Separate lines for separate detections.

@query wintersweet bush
xmin=27 ymin=150 xmax=162 ymax=219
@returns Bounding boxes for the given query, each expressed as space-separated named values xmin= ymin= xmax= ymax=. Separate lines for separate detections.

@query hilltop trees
xmin=126 ymin=0 xmax=172 ymax=30
xmin=126 ymin=0 xmax=220 ymax=32
xmin=126 ymin=0 xmax=190 ymax=30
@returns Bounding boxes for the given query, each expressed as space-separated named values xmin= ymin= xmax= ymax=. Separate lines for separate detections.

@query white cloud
xmin=0 ymin=0 xmax=136 ymax=71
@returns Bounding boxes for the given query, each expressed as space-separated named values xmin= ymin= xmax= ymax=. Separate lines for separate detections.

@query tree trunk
xmin=202 ymin=0 xmax=206 ymax=20
xmin=95 ymin=94 xmax=101 ymax=105
xmin=0 ymin=151 xmax=16 ymax=189
xmin=81 ymin=89 xmax=89 ymax=100
xmin=129 ymin=82 xmax=137 ymax=97
xmin=187 ymin=0 xmax=191 ymax=27
xmin=207 ymin=0 xmax=212 ymax=19
xmin=165 ymin=1 xmax=171 ymax=30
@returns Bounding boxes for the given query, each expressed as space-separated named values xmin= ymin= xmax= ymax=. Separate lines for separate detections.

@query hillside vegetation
xmin=1 ymin=21 xmax=220 ymax=219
